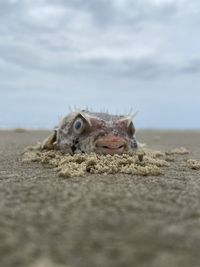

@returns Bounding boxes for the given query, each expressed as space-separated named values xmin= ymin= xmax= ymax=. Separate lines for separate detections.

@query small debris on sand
xmin=14 ymin=128 xmax=27 ymax=133
xmin=187 ymin=159 xmax=200 ymax=170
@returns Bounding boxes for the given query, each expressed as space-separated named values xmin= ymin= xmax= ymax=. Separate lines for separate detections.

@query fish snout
xmin=95 ymin=134 xmax=127 ymax=155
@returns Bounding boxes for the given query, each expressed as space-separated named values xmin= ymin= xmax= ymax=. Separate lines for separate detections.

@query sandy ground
xmin=0 ymin=130 xmax=200 ymax=267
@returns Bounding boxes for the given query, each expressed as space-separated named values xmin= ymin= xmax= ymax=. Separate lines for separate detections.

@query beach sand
xmin=0 ymin=130 xmax=200 ymax=267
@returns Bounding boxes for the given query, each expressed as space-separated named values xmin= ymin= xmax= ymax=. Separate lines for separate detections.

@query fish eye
xmin=74 ymin=120 xmax=82 ymax=130
xmin=73 ymin=117 xmax=85 ymax=134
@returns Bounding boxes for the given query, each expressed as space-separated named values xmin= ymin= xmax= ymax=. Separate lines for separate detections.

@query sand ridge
xmin=22 ymin=145 xmax=199 ymax=178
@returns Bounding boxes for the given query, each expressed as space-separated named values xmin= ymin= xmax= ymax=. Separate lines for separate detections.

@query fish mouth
xmin=95 ymin=134 xmax=127 ymax=155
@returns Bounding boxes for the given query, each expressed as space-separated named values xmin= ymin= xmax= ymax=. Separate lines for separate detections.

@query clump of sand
xmin=22 ymin=144 xmax=195 ymax=178
xmin=165 ymin=147 xmax=189 ymax=155
xmin=187 ymin=159 xmax=200 ymax=170
xmin=23 ymin=145 xmax=200 ymax=178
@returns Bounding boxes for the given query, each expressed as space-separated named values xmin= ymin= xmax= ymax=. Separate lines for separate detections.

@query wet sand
xmin=0 ymin=130 xmax=200 ymax=267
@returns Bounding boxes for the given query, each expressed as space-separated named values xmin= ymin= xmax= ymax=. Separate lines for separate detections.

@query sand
xmin=22 ymin=145 xmax=192 ymax=178
xmin=22 ymin=147 xmax=170 ymax=177
xmin=0 ymin=130 xmax=200 ymax=267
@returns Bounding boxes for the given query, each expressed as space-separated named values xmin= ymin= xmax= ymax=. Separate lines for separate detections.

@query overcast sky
xmin=0 ymin=0 xmax=200 ymax=129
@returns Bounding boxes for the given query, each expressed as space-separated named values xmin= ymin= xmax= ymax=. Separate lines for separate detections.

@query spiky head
xmin=43 ymin=110 xmax=138 ymax=155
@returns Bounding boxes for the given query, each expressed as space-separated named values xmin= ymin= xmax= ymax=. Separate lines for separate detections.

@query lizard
xmin=42 ymin=110 xmax=139 ymax=155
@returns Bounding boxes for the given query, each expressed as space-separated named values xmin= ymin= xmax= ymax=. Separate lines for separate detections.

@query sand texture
xmin=22 ymin=147 xmax=171 ymax=177
xmin=0 ymin=130 xmax=200 ymax=267
xmin=23 ymin=146 xmax=192 ymax=178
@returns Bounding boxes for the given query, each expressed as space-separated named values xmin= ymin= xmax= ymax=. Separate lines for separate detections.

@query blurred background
xmin=0 ymin=0 xmax=199 ymax=129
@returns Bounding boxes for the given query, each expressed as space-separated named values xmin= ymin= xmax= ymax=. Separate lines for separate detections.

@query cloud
xmin=0 ymin=0 xmax=200 ymax=82
xmin=180 ymin=59 xmax=200 ymax=74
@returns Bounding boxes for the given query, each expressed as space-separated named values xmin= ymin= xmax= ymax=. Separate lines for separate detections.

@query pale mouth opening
xmin=95 ymin=141 xmax=127 ymax=155
xmin=96 ymin=145 xmax=126 ymax=155
xmin=101 ymin=145 xmax=125 ymax=150
xmin=95 ymin=133 xmax=128 ymax=155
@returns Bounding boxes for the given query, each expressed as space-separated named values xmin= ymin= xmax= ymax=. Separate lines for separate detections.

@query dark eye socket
xmin=128 ymin=121 xmax=135 ymax=136
xmin=116 ymin=119 xmax=135 ymax=136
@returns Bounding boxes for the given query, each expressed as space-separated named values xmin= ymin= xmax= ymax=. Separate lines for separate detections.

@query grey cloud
xmin=115 ymin=59 xmax=166 ymax=80
xmin=0 ymin=44 xmax=41 ymax=69
xmin=0 ymin=0 xmax=197 ymax=34
xmin=0 ymin=0 xmax=200 ymax=82
xmin=77 ymin=57 xmax=172 ymax=80
xmin=0 ymin=0 xmax=20 ymax=15
xmin=44 ymin=0 xmax=178 ymax=30
xmin=0 ymin=0 xmax=174 ymax=35
xmin=0 ymin=40 xmax=171 ymax=79
xmin=47 ymin=0 xmax=115 ymax=26
xmin=0 ymin=41 xmax=200 ymax=81
xmin=180 ymin=59 xmax=200 ymax=74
